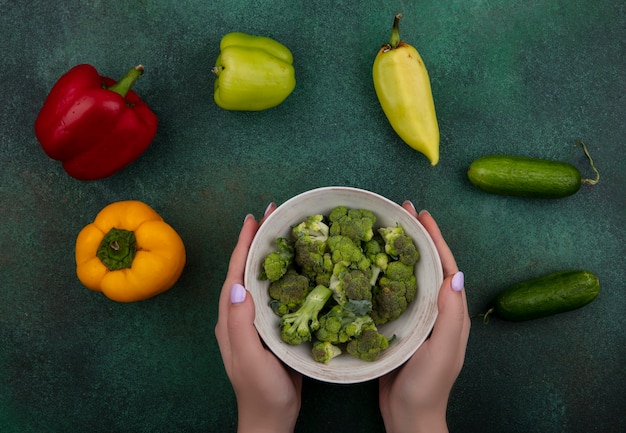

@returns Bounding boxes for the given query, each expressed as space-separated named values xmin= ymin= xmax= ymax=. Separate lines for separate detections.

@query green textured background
xmin=1 ymin=1 xmax=625 ymax=432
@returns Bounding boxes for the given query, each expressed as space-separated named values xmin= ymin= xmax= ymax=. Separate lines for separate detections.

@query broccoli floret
xmin=260 ymin=237 xmax=295 ymax=282
xmin=327 ymin=235 xmax=371 ymax=271
xmin=268 ymin=269 xmax=311 ymax=316
xmin=291 ymin=215 xmax=332 ymax=284
xmin=363 ymin=236 xmax=390 ymax=285
xmin=294 ymin=237 xmax=333 ymax=285
xmin=311 ymin=341 xmax=342 ymax=363
xmin=328 ymin=206 xmax=377 ymax=243
xmin=346 ymin=325 xmax=391 ymax=362
xmin=315 ymin=301 xmax=374 ymax=344
xmin=371 ymin=261 xmax=418 ymax=325
xmin=378 ymin=225 xmax=420 ymax=266
xmin=384 ymin=260 xmax=416 ymax=282
xmin=280 ymin=285 xmax=333 ymax=345
xmin=292 ymin=214 xmax=330 ymax=243
xmin=312 ymin=253 xmax=333 ymax=287
xmin=328 ymin=263 xmax=372 ymax=305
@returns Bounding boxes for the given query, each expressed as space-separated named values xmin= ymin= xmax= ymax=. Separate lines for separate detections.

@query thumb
xmin=429 ymin=272 xmax=469 ymax=358
xmin=227 ymin=283 xmax=264 ymax=355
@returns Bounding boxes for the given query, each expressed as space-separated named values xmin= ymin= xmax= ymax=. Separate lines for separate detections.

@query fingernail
xmin=419 ymin=209 xmax=431 ymax=217
xmin=230 ymin=283 xmax=247 ymax=304
xmin=243 ymin=213 xmax=254 ymax=226
xmin=264 ymin=202 xmax=274 ymax=216
xmin=404 ymin=200 xmax=417 ymax=213
xmin=451 ymin=271 xmax=464 ymax=292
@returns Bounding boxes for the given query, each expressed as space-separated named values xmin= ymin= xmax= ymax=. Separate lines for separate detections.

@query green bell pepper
xmin=211 ymin=32 xmax=296 ymax=111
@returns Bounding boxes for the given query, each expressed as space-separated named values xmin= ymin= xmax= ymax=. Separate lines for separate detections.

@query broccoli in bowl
xmin=259 ymin=206 xmax=419 ymax=363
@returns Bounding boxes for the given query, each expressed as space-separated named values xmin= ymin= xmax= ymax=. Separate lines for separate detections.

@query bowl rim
xmin=244 ymin=186 xmax=442 ymax=384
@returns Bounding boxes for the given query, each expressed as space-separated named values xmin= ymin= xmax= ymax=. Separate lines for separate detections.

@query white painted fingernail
xmin=242 ymin=213 xmax=254 ymax=226
xmin=230 ymin=283 xmax=247 ymax=304
xmin=404 ymin=200 xmax=417 ymax=213
xmin=452 ymin=271 xmax=464 ymax=292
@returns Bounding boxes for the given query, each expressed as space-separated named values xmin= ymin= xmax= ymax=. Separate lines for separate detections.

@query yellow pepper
xmin=373 ymin=14 xmax=440 ymax=165
xmin=75 ymin=200 xmax=186 ymax=302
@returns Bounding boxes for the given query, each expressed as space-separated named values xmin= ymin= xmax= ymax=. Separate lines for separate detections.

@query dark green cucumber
xmin=485 ymin=270 xmax=600 ymax=322
xmin=467 ymin=142 xmax=600 ymax=199
xmin=468 ymin=155 xmax=582 ymax=198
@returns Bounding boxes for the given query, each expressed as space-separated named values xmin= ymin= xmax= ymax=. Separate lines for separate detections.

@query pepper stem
xmin=108 ymin=65 xmax=145 ymax=98
xmin=97 ymin=228 xmax=137 ymax=271
xmin=389 ymin=13 xmax=403 ymax=49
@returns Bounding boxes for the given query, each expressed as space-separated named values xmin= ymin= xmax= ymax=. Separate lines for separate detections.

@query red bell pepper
xmin=35 ymin=64 xmax=158 ymax=180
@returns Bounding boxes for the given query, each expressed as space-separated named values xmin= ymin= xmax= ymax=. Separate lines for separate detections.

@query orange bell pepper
xmin=75 ymin=200 xmax=186 ymax=302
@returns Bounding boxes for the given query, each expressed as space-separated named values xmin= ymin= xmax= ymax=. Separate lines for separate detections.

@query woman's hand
xmin=379 ymin=202 xmax=470 ymax=433
xmin=215 ymin=205 xmax=303 ymax=433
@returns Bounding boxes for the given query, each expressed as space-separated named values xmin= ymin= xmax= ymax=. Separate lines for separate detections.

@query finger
xmin=219 ymin=214 xmax=259 ymax=306
xmin=220 ymin=203 xmax=274 ymax=333
xmin=417 ymin=210 xmax=458 ymax=277
xmin=226 ymin=284 xmax=267 ymax=366
xmin=429 ymin=273 xmax=470 ymax=367
xmin=402 ymin=200 xmax=419 ymax=218
xmin=216 ymin=214 xmax=260 ymax=344
xmin=259 ymin=202 xmax=276 ymax=225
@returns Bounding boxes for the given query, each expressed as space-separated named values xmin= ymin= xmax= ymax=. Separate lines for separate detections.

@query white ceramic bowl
xmin=244 ymin=187 xmax=442 ymax=384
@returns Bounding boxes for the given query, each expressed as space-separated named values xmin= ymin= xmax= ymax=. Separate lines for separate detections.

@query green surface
xmin=1 ymin=1 xmax=625 ymax=432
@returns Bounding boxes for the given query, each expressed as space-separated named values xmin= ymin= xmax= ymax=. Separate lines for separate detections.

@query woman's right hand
xmin=215 ymin=205 xmax=303 ymax=433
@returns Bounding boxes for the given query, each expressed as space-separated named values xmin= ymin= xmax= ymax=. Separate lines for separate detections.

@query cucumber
xmin=468 ymin=155 xmax=582 ymax=198
xmin=467 ymin=141 xmax=599 ymax=199
xmin=483 ymin=270 xmax=600 ymax=322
